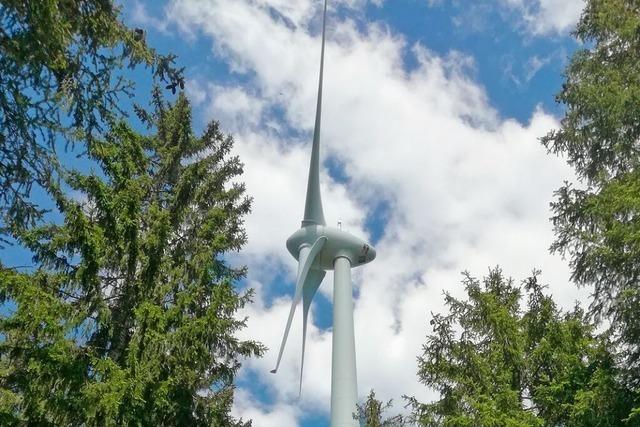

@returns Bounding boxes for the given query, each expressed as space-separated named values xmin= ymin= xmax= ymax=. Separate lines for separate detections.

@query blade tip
xmin=270 ymin=369 xmax=277 ymax=374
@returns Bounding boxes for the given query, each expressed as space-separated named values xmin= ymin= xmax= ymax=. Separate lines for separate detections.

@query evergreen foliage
xmin=0 ymin=0 xmax=183 ymax=237
xmin=541 ymin=0 xmax=640 ymax=403
xmin=0 ymin=90 xmax=264 ymax=425
xmin=355 ymin=390 xmax=408 ymax=427
xmin=410 ymin=269 xmax=633 ymax=426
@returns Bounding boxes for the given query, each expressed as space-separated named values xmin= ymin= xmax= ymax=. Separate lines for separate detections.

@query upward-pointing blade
xmin=302 ymin=0 xmax=328 ymax=227
xmin=271 ymin=237 xmax=327 ymax=375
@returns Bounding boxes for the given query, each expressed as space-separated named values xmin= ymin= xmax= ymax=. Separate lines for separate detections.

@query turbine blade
xmin=302 ymin=0 xmax=328 ymax=226
xmin=299 ymin=268 xmax=326 ymax=397
xmin=271 ymin=237 xmax=327 ymax=374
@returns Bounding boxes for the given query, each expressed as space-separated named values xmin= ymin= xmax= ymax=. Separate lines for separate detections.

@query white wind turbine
xmin=270 ymin=1 xmax=376 ymax=426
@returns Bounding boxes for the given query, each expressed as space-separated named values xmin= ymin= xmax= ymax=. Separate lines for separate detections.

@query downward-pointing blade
xmin=302 ymin=0 xmax=328 ymax=227
xmin=271 ymin=237 xmax=327 ymax=374
xmin=299 ymin=268 xmax=326 ymax=397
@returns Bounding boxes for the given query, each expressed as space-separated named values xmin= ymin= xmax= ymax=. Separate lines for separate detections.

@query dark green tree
xmin=355 ymin=390 xmax=408 ymax=427
xmin=540 ymin=0 xmax=640 ymax=398
xmin=0 ymin=0 xmax=182 ymax=237
xmin=0 ymin=90 xmax=264 ymax=425
xmin=410 ymin=269 xmax=633 ymax=426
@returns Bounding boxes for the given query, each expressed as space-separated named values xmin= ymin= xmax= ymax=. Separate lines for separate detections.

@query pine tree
xmin=541 ymin=0 xmax=640 ymax=404
xmin=0 ymin=90 xmax=264 ymax=425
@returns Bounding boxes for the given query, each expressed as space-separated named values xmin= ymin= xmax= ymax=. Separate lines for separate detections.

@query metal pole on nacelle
xmin=331 ymin=257 xmax=358 ymax=427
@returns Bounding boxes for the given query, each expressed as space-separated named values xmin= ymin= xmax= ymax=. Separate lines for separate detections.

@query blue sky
xmin=124 ymin=1 xmax=589 ymax=426
xmin=131 ymin=0 xmax=579 ymax=120
xmin=10 ymin=1 xmax=590 ymax=426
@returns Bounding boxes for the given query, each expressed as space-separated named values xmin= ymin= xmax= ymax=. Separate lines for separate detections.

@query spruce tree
xmin=411 ymin=269 xmax=632 ymax=426
xmin=0 ymin=90 xmax=264 ymax=425
xmin=0 ymin=0 xmax=182 ymax=237
xmin=355 ymin=390 xmax=407 ymax=427
xmin=541 ymin=0 xmax=640 ymax=403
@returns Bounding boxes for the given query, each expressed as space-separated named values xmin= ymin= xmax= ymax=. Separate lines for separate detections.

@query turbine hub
xmin=287 ymin=225 xmax=376 ymax=270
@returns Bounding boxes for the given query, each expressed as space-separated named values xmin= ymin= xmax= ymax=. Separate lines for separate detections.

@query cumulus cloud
xmin=501 ymin=0 xmax=585 ymax=35
xmin=427 ymin=0 xmax=585 ymax=36
xmin=161 ymin=0 xmax=586 ymax=424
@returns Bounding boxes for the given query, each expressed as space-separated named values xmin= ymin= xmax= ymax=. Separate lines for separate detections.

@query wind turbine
xmin=270 ymin=1 xmax=376 ymax=426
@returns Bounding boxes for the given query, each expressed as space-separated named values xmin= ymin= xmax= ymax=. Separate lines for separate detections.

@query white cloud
xmin=426 ymin=0 xmax=585 ymax=36
xmin=163 ymin=0 xmax=587 ymax=424
xmin=233 ymin=388 xmax=300 ymax=427
xmin=130 ymin=0 xmax=170 ymax=33
xmin=503 ymin=48 xmax=568 ymax=87
xmin=208 ymin=85 xmax=266 ymax=129
xmin=501 ymin=0 xmax=585 ymax=35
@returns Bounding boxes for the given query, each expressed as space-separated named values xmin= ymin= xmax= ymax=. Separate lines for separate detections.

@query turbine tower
xmin=270 ymin=1 xmax=376 ymax=426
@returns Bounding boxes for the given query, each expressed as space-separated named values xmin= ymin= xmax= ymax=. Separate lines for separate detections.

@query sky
xmin=122 ymin=0 xmax=589 ymax=425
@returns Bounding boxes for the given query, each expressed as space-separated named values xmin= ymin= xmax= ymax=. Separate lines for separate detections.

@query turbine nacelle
xmin=287 ymin=225 xmax=376 ymax=270
xmin=270 ymin=223 xmax=376 ymax=395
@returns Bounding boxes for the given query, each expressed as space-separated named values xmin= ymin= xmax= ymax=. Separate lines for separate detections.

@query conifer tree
xmin=541 ymin=0 xmax=640 ymax=406
xmin=0 ymin=0 xmax=182 ymax=237
xmin=0 ymin=90 xmax=263 ymax=425
xmin=411 ymin=269 xmax=632 ymax=426
xmin=355 ymin=390 xmax=407 ymax=427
